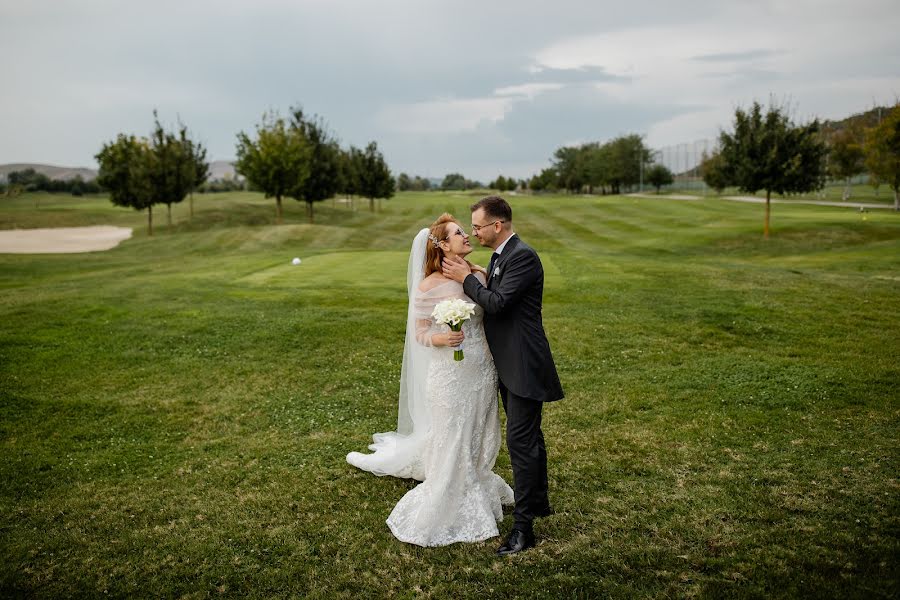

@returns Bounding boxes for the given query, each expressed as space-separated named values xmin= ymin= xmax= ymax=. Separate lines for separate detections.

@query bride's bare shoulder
xmin=418 ymin=273 xmax=452 ymax=293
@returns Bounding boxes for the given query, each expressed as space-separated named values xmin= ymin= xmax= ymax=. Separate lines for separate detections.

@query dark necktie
xmin=488 ymin=252 xmax=500 ymax=280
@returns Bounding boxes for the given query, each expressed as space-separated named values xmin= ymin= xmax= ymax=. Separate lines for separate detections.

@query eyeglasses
xmin=443 ymin=227 xmax=467 ymax=240
xmin=471 ymin=220 xmax=504 ymax=233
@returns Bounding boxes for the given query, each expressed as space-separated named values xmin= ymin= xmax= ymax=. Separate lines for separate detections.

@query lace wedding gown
xmin=348 ymin=273 xmax=514 ymax=547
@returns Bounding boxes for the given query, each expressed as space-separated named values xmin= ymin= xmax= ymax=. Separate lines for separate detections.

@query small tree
xmin=699 ymin=150 xmax=729 ymax=193
xmin=553 ymin=146 xmax=587 ymax=193
xmin=828 ymin=127 xmax=866 ymax=200
xmin=397 ymin=173 xmax=411 ymax=191
xmin=718 ymin=101 xmax=828 ymax=238
xmin=148 ymin=113 xmax=195 ymax=228
xmin=336 ymin=146 xmax=358 ymax=200
xmin=441 ymin=172 xmax=467 ymax=191
xmin=489 ymin=175 xmax=502 ymax=190
xmin=529 ymin=167 xmax=558 ymax=192
xmin=290 ymin=108 xmax=340 ymax=223
xmin=646 ymin=164 xmax=674 ymax=193
xmin=182 ymin=130 xmax=209 ymax=219
xmin=358 ymin=141 xmax=394 ymax=211
xmin=235 ymin=111 xmax=311 ymax=224
xmin=865 ymin=103 xmax=900 ymax=211
xmin=343 ymin=146 xmax=366 ymax=210
xmin=96 ymin=134 xmax=156 ymax=235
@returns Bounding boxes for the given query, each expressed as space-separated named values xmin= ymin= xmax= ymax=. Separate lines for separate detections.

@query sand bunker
xmin=0 ymin=226 xmax=133 ymax=254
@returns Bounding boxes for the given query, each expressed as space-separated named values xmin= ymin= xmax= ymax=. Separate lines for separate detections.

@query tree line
xmin=1 ymin=168 xmax=102 ymax=198
xmin=818 ymin=104 xmax=900 ymax=206
xmin=466 ymin=100 xmax=896 ymax=238
xmin=234 ymin=107 xmax=394 ymax=224
xmin=95 ymin=112 xmax=209 ymax=235
xmin=96 ymin=106 xmax=395 ymax=234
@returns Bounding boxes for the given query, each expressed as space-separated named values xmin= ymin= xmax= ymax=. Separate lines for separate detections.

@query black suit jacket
xmin=463 ymin=235 xmax=564 ymax=402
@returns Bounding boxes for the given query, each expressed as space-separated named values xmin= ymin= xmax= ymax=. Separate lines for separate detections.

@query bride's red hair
xmin=424 ymin=213 xmax=461 ymax=277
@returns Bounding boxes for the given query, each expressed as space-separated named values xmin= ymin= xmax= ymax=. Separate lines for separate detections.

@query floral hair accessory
xmin=428 ymin=233 xmax=441 ymax=248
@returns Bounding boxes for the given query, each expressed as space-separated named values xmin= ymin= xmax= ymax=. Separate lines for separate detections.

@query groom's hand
xmin=442 ymin=255 xmax=471 ymax=283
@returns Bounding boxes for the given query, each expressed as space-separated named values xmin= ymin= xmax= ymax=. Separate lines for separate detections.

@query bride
xmin=347 ymin=213 xmax=514 ymax=547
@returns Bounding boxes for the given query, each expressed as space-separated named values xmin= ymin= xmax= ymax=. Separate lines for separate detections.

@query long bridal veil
xmin=346 ymin=228 xmax=432 ymax=480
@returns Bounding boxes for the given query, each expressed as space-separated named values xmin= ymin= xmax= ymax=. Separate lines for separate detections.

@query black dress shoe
xmin=496 ymin=529 xmax=535 ymax=555
xmin=533 ymin=506 xmax=554 ymax=518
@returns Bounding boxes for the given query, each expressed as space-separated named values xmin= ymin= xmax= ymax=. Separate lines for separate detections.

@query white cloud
xmin=376 ymin=97 xmax=513 ymax=134
xmin=377 ymin=83 xmax=565 ymax=135
xmin=494 ymin=83 xmax=566 ymax=99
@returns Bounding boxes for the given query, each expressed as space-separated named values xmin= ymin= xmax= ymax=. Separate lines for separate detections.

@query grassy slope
xmin=1 ymin=191 xmax=898 ymax=598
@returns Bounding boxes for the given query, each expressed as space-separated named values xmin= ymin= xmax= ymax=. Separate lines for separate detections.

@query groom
xmin=443 ymin=195 xmax=564 ymax=555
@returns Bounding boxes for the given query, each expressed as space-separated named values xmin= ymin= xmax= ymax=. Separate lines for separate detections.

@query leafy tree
xmin=828 ymin=127 xmax=866 ymax=200
xmin=340 ymin=145 xmax=367 ymax=210
xmin=441 ymin=172 xmax=467 ymax=191
xmin=865 ymin=103 xmax=900 ymax=211
xmin=529 ymin=167 xmax=558 ymax=192
xmin=235 ymin=111 xmax=311 ymax=224
xmin=8 ymin=169 xmax=45 ymax=206
xmin=646 ymin=164 xmax=674 ymax=193
xmin=96 ymin=134 xmax=156 ymax=235
xmin=490 ymin=175 xmax=513 ymax=191
xmin=182 ymin=129 xmax=209 ymax=219
xmin=357 ymin=141 xmax=394 ymax=211
xmin=553 ymin=146 xmax=587 ymax=193
xmin=700 ymin=150 xmax=729 ymax=193
xmin=550 ymin=135 xmax=650 ymax=195
xmin=148 ymin=113 xmax=195 ymax=228
xmin=290 ymin=108 xmax=341 ymax=223
xmin=70 ymin=175 xmax=85 ymax=197
xmin=397 ymin=173 xmax=411 ymax=191
xmin=336 ymin=146 xmax=359 ymax=199
xmin=411 ymin=175 xmax=431 ymax=191
xmin=717 ymin=101 xmax=828 ymax=238
xmin=606 ymin=134 xmax=651 ymax=194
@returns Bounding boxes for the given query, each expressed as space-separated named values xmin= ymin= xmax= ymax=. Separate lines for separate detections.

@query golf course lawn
xmin=1 ymin=191 xmax=898 ymax=598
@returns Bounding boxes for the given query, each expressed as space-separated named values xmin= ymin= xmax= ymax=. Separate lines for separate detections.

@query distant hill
xmin=0 ymin=163 xmax=98 ymax=182
xmin=820 ymin=106 xmax=891 ymax=137
xmin=209 ymin=160 xmax=238 ymax=181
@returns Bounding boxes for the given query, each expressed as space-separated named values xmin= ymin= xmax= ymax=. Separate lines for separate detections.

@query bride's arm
xmin=415 ymin=318 xmax=462 ymax=347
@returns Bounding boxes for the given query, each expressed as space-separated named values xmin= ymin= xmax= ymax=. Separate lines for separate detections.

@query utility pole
xmin=638 ymin=147 xmax=644 ymax=193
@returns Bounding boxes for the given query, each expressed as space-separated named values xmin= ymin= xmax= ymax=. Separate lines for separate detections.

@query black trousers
xmin=500 ymin=382 xmax=550 ymax=532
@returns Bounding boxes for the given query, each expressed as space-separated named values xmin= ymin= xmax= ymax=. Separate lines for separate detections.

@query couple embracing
xmin=347 ymin=195 xmax=564 ymax=555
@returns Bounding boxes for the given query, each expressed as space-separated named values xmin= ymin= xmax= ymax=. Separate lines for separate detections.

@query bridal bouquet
xmin=432 ymin=298 xmax=476 ymax=361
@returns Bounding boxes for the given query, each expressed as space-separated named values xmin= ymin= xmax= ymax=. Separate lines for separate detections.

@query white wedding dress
xmin=347 ymin=229 xmax=514 ymax=547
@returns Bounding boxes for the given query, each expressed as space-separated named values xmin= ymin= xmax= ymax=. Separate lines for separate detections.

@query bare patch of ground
xmin=0 ymin=226 xmax=133 ymax=254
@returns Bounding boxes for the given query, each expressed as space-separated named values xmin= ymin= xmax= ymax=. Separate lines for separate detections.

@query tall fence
xmin=648 ymin=139 xmax=716 ymax=192
xmin=647 ymin=137 xmax=872 ymax=194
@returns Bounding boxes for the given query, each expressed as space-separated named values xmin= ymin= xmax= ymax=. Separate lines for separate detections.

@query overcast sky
xmin=2 ymin=0 xmax=899 ymax=181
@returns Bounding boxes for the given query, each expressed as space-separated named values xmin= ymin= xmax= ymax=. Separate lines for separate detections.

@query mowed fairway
xmin=1 ymin=191 xmax=898 ymax=598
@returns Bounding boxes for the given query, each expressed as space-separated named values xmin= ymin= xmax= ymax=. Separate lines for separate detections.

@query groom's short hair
xmin=471 ymin=195 xmax=512 ymax=223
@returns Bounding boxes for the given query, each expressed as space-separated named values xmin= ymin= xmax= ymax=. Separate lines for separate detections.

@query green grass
xmin=1 ymin=191 xmax=899 ymax=598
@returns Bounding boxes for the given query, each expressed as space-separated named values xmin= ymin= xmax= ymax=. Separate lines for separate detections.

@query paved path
xmin=0 ymin=226 xmax=133 ymax=253
xmin=627 ymin=193 xmax=894 ymax=210
xmin=627 ymin=193 xmax=700 ymax=201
